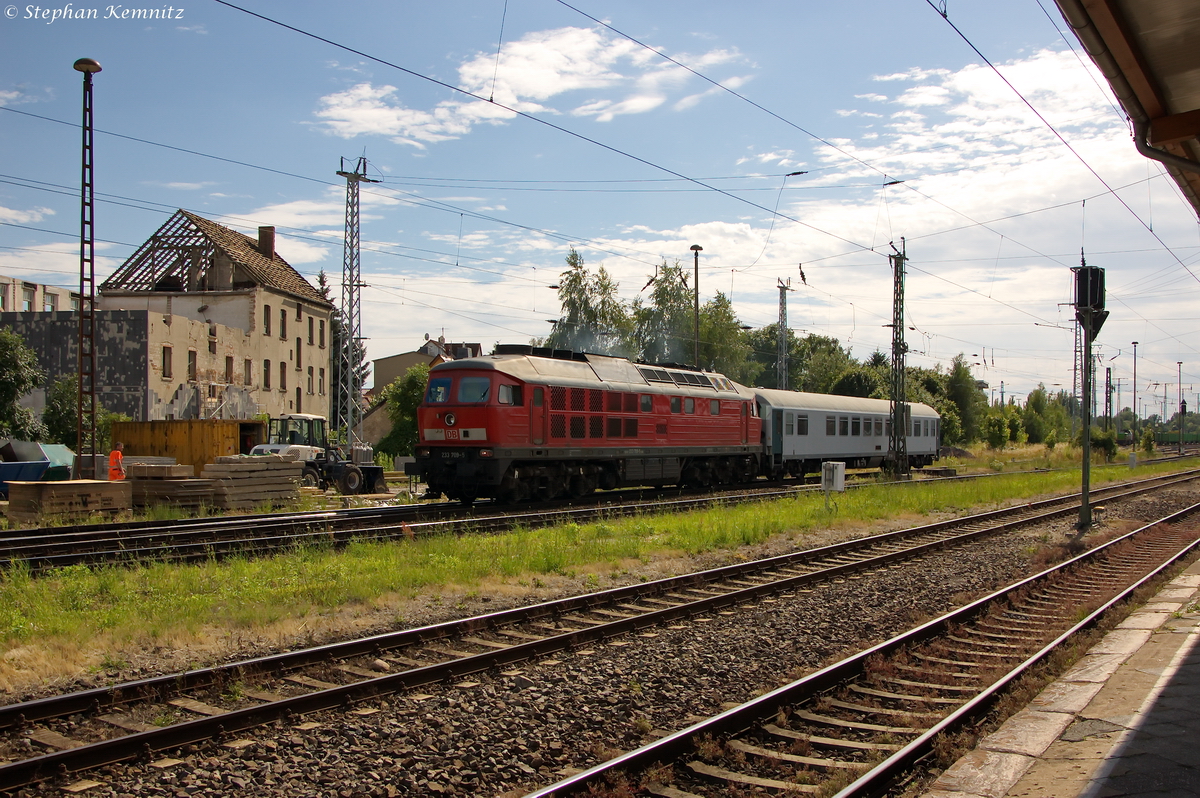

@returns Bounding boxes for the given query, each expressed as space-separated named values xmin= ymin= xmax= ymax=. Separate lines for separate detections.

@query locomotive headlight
xmin=479 ymin=448 xmax=494 ymax=458
xmin=416 ymin=447 xmax=430 ymax=457
xmin=444 ymin=412 xmax=456 ymax=427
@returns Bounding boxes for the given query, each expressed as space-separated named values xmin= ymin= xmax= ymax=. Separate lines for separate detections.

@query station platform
xmin=924 ymin=557 xmax=1200 ymax=798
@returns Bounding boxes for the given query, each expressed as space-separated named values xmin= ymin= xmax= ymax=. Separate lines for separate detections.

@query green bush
xmin=1141 ymin=429 xmax=1156 ymax=455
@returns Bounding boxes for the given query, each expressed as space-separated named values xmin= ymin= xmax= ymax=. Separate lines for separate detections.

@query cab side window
xmin=498 ymin=384 xmax=524 ymax=406
xmin=426 ymin=377 xmax=451 ymax=403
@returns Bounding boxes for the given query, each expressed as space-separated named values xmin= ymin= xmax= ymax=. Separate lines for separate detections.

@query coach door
xmin=531 ymin=387 xmax=546 ymax=445
xmin=772 ymin=409 xmax=783 ymax=457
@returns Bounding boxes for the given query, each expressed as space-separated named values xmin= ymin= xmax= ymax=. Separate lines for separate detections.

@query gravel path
xmin=16 ymin=485 xmax=1200 ymax=798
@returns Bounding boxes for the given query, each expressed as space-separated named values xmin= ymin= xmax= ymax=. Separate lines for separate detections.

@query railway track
xmin=3 ymin=457 xmax=1196 ymax=573
xmin=0 ymin=469 xmax=1195 ymax=792
xmin=526 ymin=505 xmax=1200 ymax=797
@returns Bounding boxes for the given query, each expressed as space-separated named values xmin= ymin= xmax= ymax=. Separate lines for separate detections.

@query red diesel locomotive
xmin=410 ymin=345 xmax=762 ymax=504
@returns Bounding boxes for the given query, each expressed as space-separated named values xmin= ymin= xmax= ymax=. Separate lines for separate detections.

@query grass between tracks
xmin=0 ymin=456 xmax=1195 ymax=688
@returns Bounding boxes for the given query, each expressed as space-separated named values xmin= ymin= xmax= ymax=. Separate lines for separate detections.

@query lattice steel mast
xmin=887 ymin=239 xmax=909 ymax=478
xmin=777 ymin=278 xmax=792 ymax=389
xmin=74 ymin=58 xmax=101 ymax=479
xmin=336 ymin=157 xmax=379 ymax=450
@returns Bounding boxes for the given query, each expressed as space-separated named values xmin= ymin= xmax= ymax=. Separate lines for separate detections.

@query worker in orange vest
xmin=108 ymin=441 xmax=126 ymax=481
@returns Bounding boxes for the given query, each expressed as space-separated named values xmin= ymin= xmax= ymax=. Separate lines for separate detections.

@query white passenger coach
xmin=753 ymin=388 xmax=940 ymax=476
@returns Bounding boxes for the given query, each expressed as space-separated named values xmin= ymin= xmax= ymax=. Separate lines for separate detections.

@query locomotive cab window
xmin=458 ymin=377 xmax=490 ymax=403
xmin=640 ymin=394 xmax=653 ymax=412
xmin=670 ymin=396 xmax=681 ymax=413
xmin=498 ymin=384 xmax=523 ymax=406
xmin=684 ymin=397 xmax=695 ymax=414
xmin=426 ymin=377 xmax=451 ymax=404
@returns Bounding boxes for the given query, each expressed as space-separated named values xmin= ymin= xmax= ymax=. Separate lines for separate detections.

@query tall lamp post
xmin=75 ymin=57 xmax=101 ymax=480
xmin=690 ymin=244 xmax=702 ymax=366
xmin=1131 ymin=341 xmax=1139 ymax=443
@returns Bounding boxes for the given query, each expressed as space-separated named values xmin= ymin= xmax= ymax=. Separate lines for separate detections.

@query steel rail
xmin=0 ymin=472 xmax=1196 ymax=790
xmin=522 ymin=504 xmax=1200 ymax=797
xmin=1 ymin=468 xmax=1193 ymax=735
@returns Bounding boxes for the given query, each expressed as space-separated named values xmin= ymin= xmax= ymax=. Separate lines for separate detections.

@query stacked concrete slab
xmin=200 ymin=454 xmax=303 ymax=510
xmin=127 ymin=463 xmax=216 ymax=509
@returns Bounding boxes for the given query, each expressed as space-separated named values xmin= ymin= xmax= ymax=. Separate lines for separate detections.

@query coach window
xmin=784 ymin=413 xmax=794 ymax=436
xmin=458 ymin=377 xmax=490 ymax=403
xmin=839 ymin=416 xmax=849 ymax=436
xmin=863 ymin=417 xmax=872 ymax=436
xmin=851 ymin=417 xmax=860 ymax=436
xmin=875 ymin=418 xmax=884 ymax=436
xmin=684 ymin=397 xmax=695 ymax=414
xmin=797 ymin=414 xmax=809 ymax=435
xmin=426 ymin=377 xmax=451 ymax=403
xmin=826 ymin=416 xmax=836 ymax=436
xmin=913 ymin=419 xmax=921 ymax=436
xmin=498 ymin=384 xmax=524 ymax=406
xmin=670 ymin=396 xmax=681 ymax=413
xmin=641 ymin=394 xmax=653 ymax=412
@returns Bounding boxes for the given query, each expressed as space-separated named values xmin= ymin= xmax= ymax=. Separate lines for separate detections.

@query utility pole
xmin=777 ymin=278 xmax=792 ymax=389
xmin=1074 ymin=261 xmax=1108 ymax=531
xmin=74 ymin=58 xmax=101 ymax=480
xmin=1178 ymin=362 xmax=1184 ymax=454
xmin=887 ymin=239 xmax=909 ymax=478
xmin=336 ymin=157 xmax=379 ymax=453
xmin=1104 ymin=367 xmax=1112 ymax=430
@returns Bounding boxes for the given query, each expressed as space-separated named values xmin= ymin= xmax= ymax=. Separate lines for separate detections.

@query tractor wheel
xmin=337 ymin=465 xmax=364 ymax=494
xmin=301 ymin=467 xmax=322 ymax=489
xmin=372 ymin=475 xmax=389 ymax=494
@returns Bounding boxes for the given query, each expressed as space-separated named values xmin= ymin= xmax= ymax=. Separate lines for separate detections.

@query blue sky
xmin=1 ymin=1 xmax=1198 ymax=413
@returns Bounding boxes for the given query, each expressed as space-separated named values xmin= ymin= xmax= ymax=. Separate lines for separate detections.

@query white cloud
xmin=0 ymin=205 xmax=54 ymax=224
xmin=315 ymin=26 xmax=748 ymax=145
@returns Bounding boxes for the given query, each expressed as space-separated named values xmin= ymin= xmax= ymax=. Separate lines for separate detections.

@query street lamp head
xmin=547 ymin=284 xmax=560 ymax=290
xmin=690 ymin=244 xmax=703 ymax=252
xmin=1132 ymin=341 xmax=1139 ymax=346
xmin=73 ymin=58 xmax=102 ymax=74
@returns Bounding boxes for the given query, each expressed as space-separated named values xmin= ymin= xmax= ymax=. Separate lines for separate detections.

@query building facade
xmin=2 ymin=209 xmax=336 ymax=422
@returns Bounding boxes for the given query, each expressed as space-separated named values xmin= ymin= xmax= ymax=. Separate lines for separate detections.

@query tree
xmin=42 ymin=375 xmax=130 ymax=451
xmin=0 ymin=328 xmax=46 ymax=440
xmin=830 ymin=365 xmax=884 ymax=398
xmin=319 ymin=270 xmax=370 ymax=434
xmin=946 ymin=354 xmax=987 ymax=443
xmin=698 ymin=292 xmax=760 ymax=383
xmin=794 ymin=334 xmax=855 ymax=394
xmin=545 ymin=249 xmax=634 ymax=356
xmin=632 ymin=259 xmax=694 ymax=365
xmin=375 ymin=363 xmax=430 ymax=457
xmin=744 ymin=323 xmax=803 ymax=389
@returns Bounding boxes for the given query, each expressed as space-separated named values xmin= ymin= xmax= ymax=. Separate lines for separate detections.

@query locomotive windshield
xmin=426 ymin=377 xmax=451 ymax=403
xmin=457 ymin=376 xmax=490 ymax=403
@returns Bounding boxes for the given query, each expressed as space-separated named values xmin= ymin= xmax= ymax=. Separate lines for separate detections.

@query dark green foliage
xmin=0 ymin=328 xmax=46 ymax=440
xmin=830 ymin=365 xmax=884 ymax=398
xmin=632 ymin=259 xmax=694 ymax=365
xmin=984 ymin=415 xmax=1009 ymax=449
xmin=546 ymin=249 xmax=634 ymax=356
xmin=375 ymin=363 xmax=431 ymax=457
xmin=41 ymin=374 xmax=130 ymax=451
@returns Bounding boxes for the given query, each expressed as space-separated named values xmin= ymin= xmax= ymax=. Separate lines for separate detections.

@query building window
xmin=187 ymin=350 xmax=198 ymax=381
xmin=279 ymin=361 xmax=287 ymax=391
xmin=295 ymin=302 xmax=303 ymax=321
xmin=162 ymin=346 xmax=173 ymax=379
xmin=308 ymin=317 xmax=314 ymax=345
xmin=208 ymin=339 xmax=217 ymax=355
xmin=0 ymin=288 xmax=6 ymax=311
xmin=263 ymin=305 xmax=271 ymax=336
xmin=319 ymin=319 xmax=325 ymax=348
xmin=244 ymin=359 xmax=252 ymax=386
xmin=70 ymin=295 xmax=80 ymax=312
xmin=318 ymin=367 xmax=325 ymax=395
xmin=307 ymin=366 xmax=314 ymax=394
xmin=22 ymin=286 xmax=34 ymax=312
xmin=279 ymin=308 xmax=287 ymax=339
xmin=225 ymin=356 xmax=234 ymax=384
xmin=44 ymin=294 xmax=57 ymax=312
xmin=263 ymin=359 xmax=271 ymax=390
xmin=296 ymin=337 xmax=302 ymax=370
